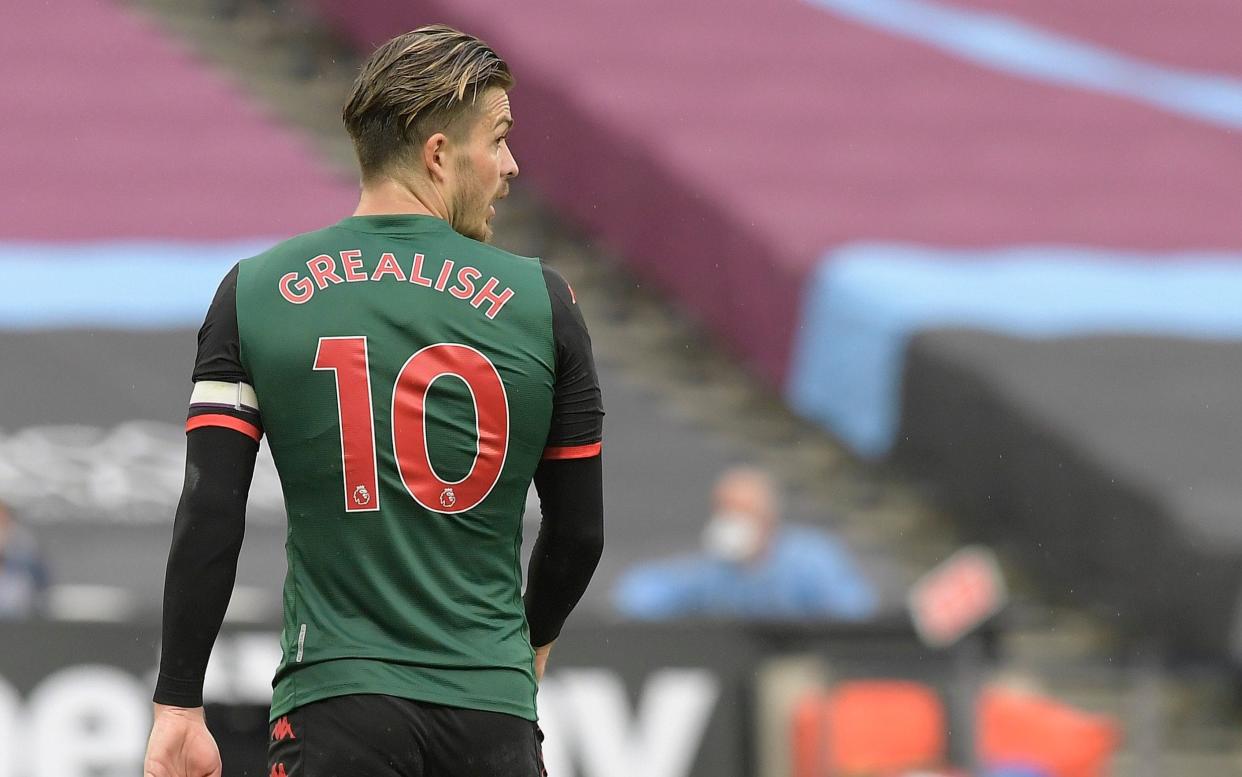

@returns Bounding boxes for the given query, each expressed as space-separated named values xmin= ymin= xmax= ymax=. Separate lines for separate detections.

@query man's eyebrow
xmin=495 ymin=116 xmax=514 ymax=131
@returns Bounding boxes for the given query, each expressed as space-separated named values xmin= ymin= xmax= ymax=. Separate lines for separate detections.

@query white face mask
xmin=702 ymin=512 xmax=763 ymax=562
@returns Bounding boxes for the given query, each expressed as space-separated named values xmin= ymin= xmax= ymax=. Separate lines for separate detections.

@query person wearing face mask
xmin=612 ymin=467 xmax=877 ymax=620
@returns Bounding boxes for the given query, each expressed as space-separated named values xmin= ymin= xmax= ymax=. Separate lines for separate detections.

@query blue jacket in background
xmin=612 ymin=525 xmax=878 ymax=620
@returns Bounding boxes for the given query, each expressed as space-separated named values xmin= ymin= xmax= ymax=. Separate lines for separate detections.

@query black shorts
xmin=267 ymin=694 xmax=546 ymax=777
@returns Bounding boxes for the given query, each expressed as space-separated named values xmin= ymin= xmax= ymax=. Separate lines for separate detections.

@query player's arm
xmin=147 ymin=265 xmax=260 ymax=777
xmin=524 ymin=267 xmax=605 ymax=673
xmin=153 ymin=424 xmax=258 ymax=706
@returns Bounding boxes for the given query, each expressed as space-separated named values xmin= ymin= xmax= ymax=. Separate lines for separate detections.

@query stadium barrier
xmin=0 ymin=618 xmax=985 ymax=777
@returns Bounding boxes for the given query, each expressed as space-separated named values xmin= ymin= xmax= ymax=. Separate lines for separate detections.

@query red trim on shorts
xmin=542 ymin=442 xmax=602 ymax=460
xmin=186 ymin=414 xmax=262 ymax=442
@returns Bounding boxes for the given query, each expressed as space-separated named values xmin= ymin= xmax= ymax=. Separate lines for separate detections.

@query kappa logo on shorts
xmin=270 ymin=763 xmax=288 ymax=777
xmin=272 ymin=716 xmax=296 ymax=742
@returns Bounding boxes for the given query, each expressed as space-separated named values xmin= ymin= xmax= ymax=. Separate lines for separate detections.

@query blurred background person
xmin=613 ymin=466 xmax=878 ymax=620
xmin=0 ymin=500 xmax=49 ymax=619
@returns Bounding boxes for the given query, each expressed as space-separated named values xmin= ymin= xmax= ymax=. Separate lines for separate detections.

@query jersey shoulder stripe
xmin=186 ymin=413 xmax=261 ymax=442
xmin=543 ymin=442 xmax=602 ymax=460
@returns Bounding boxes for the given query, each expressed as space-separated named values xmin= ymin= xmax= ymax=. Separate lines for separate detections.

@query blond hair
xmin=343 ymin=24 xmax=513 ymax=179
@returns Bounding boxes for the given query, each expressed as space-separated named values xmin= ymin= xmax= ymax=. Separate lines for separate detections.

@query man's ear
xmin=422 ymin=132 xmax=450 ymax=183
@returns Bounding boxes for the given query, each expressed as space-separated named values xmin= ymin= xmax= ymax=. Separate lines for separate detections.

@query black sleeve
xmin=152 ymin=426 xmax=258 ymax=707
xmin=193 ymin=264 xmax=249 ymax=384
xmin=524 ymin=456 xmax=604 ymax=647
xmin=541 ymin=266 xmax=603 ymax=457
xmin=186 ymin=264 xmax=263 ymax=437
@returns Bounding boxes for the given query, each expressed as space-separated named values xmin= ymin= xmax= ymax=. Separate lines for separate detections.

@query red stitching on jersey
xmin=186 ymin=414 xmax=262 ymax=442
xmin=542 ymin=442 xmax=602 ymax=460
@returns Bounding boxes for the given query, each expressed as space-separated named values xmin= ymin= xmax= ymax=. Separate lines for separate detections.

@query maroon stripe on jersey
xmin=187 ymin=414 xmax=262 ymax=442
xmin=542 ymin=442 xmax=601 ymax=460
xmin=189 ymin=401 xmax=258 ymax=413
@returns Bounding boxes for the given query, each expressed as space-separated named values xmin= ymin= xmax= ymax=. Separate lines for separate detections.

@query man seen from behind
xmin=144 ymin=25 xmax=604 ymax=777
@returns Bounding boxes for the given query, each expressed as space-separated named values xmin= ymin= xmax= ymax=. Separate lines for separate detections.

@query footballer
xmin=143 ymin=25 xmax=604 ymax=777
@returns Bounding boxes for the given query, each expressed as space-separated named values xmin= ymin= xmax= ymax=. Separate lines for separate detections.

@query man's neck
xmin=353 ymin=176 xmax=448 ymax=221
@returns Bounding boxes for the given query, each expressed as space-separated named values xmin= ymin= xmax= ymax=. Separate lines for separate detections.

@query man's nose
xmin=502 ymin=144 xmax=519 ymax=179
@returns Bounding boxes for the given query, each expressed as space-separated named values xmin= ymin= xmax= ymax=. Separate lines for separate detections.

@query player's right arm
xmin=146 ymin=266 xmax=261 ymax=777
xmin=523 ymin=267 xmax=605 ymax=677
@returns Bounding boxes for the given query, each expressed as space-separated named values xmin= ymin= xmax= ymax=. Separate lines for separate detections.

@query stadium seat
xmin=977 ymin=687 xmax=1120 ymax=777
xmin=792 ymin=680 xmax=947 ymax=777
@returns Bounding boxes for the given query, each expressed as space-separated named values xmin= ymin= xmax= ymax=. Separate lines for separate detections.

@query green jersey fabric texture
xmin=231 ymin=215 xmax=562 ymax=721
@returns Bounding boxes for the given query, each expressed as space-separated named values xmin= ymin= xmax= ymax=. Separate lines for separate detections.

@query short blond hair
xmin=343 ymin=24 xmax=513 ymax=179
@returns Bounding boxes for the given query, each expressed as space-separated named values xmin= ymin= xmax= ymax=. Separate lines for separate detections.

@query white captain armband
xmin=185 ymin=380 xmax=263 ymax=441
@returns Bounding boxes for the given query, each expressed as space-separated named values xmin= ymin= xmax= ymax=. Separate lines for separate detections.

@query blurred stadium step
xmin=1113 ymin=751 xmax=1242 ymax=777
xmin=1000 ymin=607 xmax=1118 ymax=663
xmin=128 ymin=0 xmax=359 ymax=169
xmin=119 ymin=0 xmax=1242 ymax=770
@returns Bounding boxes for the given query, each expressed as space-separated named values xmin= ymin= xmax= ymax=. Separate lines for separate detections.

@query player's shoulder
xmin=447 ymin=229 xmax=543 ymax=271
xmin=538 ymin=263 xmax=581 ymax=313
xmin=237 ymin=224 xmax=345 ymax=272
xmin=538 ymin=261 xmax=568 ymax=287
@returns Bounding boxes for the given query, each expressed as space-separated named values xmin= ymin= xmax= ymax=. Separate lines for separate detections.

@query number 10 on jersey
xmin=314 ymin=336 xmax=510 ymax=515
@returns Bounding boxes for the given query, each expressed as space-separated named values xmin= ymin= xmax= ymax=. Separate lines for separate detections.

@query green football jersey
xmin=186 ymin=214 xmax=604 ymax=721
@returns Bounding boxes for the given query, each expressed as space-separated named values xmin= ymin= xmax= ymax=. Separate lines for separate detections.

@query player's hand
xmin=534 ymin=641 xmax=555 ymax=683
xmin=144 ymin=704 xmax=222 ymax=777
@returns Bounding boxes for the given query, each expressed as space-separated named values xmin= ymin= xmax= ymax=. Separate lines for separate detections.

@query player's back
xmin=234 ymin=214 xmax=556 ymax=720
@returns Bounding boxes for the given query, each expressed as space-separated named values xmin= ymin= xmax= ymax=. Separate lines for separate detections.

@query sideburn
xmin=448 ymin=154 xmax=489 ymax=242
